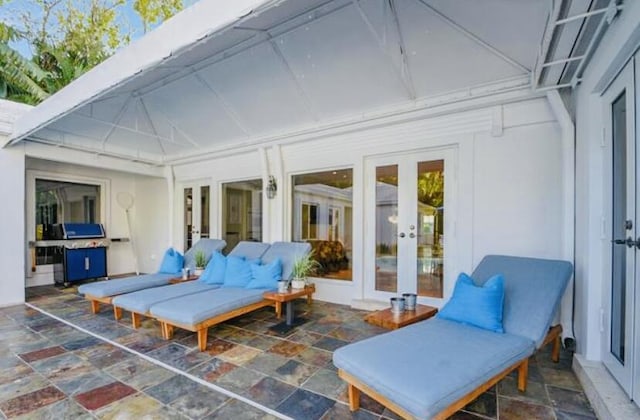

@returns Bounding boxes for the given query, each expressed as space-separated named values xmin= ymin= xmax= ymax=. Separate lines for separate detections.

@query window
xmin=35 ymin=179 xmax=101 ymax=238
xmin=222 ymin=179 xmax=263 ymax=252
xmin=292 ymin=169 xmax=353 ymax=281
xmin=301 ymin=203 xmax=319 ymax=240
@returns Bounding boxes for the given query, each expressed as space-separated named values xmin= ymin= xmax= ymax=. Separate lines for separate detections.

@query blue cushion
xmin=158 ymin=248 xmax=184 ymax=274
xmin=183 ymin=239 xmax=226 ymax=270
xmin=471 ymin=255 xmax=572 ymax=347
xmin=222 ymin=256 xmax=255 ymax=288
xmin=333 ymin=318 xmax=534 ymax=419
xmin=246 ymin=258 xmax=283 ymax=290
xmin=437 ymin=272 xmax=504 ymax=333
xmin=199 ymin=252 xmax=227 ymax=285
xmin=78 ymin=273 xmax=176 ymax=298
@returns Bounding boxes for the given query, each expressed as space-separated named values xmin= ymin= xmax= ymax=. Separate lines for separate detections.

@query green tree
xmin=133 ymin=0 xmax=183 ymax=34
xmin=0 ymin=5 xmax=48 ymax=103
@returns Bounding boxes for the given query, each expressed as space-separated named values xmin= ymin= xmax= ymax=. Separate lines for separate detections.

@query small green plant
xmin=292 ymin=251 xmax=322 ymax=280
xmin=194 ymin=250 xmax=207 ymax=268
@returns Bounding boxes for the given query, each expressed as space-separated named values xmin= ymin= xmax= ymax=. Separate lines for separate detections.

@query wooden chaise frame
xmin=155 ymin=299 xmax=277 ymax=351
xmin=339 ymin=325 xmax=563 ymax=420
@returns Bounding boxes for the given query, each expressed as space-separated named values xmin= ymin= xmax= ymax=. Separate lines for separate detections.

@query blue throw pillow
xmin=158 ymin=248 xmax=184 ymax=274
xmin=199 ymin=252 xmax=227 ymax=285
xmin=437 ymin=272 xmax=505 ymax=333
xmin=246 ymin=258 xmax=283 ymax=290
xmin=222 ymin=256 xmax=256 ymax=288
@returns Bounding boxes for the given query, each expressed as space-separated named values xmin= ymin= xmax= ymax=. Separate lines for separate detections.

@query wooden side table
xmin=263 ymin=284 xmax=316 ymax=333
xmin=169 ymin=275 xmax=199 ymax=284
xmin=365 ymin=304 xmax=438 ymax=330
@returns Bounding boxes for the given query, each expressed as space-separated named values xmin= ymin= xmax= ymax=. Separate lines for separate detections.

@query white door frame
xmin=363 ymin=147 xmax=456 ymax=307
xmin=180 ymin=179 xmax=212 ymax=251
xmin=602 ymin=59 xmax=636 ymax=396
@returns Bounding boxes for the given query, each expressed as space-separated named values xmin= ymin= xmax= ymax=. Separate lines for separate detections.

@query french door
xmin=364 ymin=149 xmax=454 ymax=305
xmin=603 ymin=59 xmax=637 ymax=398
xmin=183 ymin=181 xmax=211 ymax=251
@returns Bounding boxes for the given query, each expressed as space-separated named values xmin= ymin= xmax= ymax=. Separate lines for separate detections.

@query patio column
xmin=0 ymin=146 xmax=25 ymax=306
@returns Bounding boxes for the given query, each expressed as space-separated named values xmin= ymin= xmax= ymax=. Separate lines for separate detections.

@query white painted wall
xmin=573 ymin=1 xmax=640 ymax=361
xmin=0 ymin=146 xmax=25 ymax=306
xmin=134 ymin=176 xmax=170 ymax=274
xmin=168 ymin=95 xmax=566 ymax=310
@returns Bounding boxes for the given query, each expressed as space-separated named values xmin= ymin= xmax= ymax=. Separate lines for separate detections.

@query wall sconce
xmin=266 ymin=176 xmax=277 ymax=199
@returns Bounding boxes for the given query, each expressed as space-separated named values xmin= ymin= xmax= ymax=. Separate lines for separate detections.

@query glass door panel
xmin=366 ymin=150 xmax=452 ymax=304
xmin=603 ymin=61 xmax=635 ymax=396
xmin=200 ymin=186 xmax=210 ymax=239
xmin=375 ymin=165 xmax=399 ymax=293
xmin=222 ymin=179 xmax=263 ymax=252
xmin=416 ymin=160 xmax=444 ymax=298
xmin=184 ymin=187 xmax=193 ymax=250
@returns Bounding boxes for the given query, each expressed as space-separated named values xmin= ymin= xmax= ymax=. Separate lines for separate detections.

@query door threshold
xmin=573 ymin=353 xmax=640 ymax=420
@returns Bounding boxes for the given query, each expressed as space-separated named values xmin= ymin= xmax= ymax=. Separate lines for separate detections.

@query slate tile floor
xmin=0 ymin=285 xmax=595 ymax=419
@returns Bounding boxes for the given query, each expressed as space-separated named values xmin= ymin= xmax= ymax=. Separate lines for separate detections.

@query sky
xmin=0 ymin=0 xmax=199 ymax=58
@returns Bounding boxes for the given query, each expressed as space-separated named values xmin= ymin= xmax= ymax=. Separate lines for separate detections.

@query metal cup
xmin=390 ymin=297 xmax=406 ymax=314
xmin=402 ymin=293 xmax=417 ymax=310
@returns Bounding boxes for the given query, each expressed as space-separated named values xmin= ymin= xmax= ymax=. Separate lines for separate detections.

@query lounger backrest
xmin=183 ymin=239 xmax=227 ymax=270
xmin=261 ymin=241 xmax=312 ymax=280
xmin=228 ymin=241 xmax=271 ymax=260
xmin=471 ymin=255 xmax=572 ymax=348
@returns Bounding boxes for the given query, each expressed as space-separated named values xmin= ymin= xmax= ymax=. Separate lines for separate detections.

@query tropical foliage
xmin=0 ymin=0 xmax=185 ymax=104
xmin=0 ymin=8 xmax=48 ymax=103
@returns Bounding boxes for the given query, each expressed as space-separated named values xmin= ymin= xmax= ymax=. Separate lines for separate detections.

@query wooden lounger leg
xmin=275 ymin=302 xmax=282 ymax=319
xmin=348 ymin=384 xmax=361 ymax=411
xmin=517 ymin=359 xmax=529 ymax=392
xmin=131 ymin=312 xmax=142 ymax=329
xmin=197 ymin=327 xmax=208 ymax=351
xmin=90 ymin=300 xmax=99 ymax=314
xmin=113 ymin=306 xmax=123 ymax=321
xmin=552 ymin=333 xmax=562 ymax=363
xmin=161 ymin=323 xmax=174 ymax=340
xmin=307 ymin=294 xmax=312 ymax=305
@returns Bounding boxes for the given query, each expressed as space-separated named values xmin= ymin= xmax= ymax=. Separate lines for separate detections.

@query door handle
xmin=612 ymin=237 xmax=636 ymax=248
xmin=409 ymin=233 xmax=416 ymax=238
xmin=399 ymin=232 xmax=406 ymax=238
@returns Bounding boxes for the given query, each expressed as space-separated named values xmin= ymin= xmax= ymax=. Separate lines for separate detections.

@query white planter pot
xmin=194 ymin=268 xmax=204 ymax=276
xmin=291 ymin=279 xmax=306 ymax=289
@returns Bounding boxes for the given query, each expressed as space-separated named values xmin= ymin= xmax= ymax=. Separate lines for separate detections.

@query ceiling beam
xmin=389 ymin=0 xmax=416 ymax=100
xmin=415 ymin=0 xmax=529 ymax=73
xmin=72 ymin=112 xmax=187 ymax=146
xmin=264 ymin=32 xmax=319 ymax=122
xmin=352 ymin=0 xmax=416 ymax=100
xmin=532 ymin=0 xmax=564 ymax=88
xmin=101 ymin=95 xmax=132 ymax=147
xmin=193 ymin=73 xmax=253 ymax=136
xmin=135 ymin=0 xmax=350 ymax=99
xmin=138 ymin=98 xmax=166 ymax=155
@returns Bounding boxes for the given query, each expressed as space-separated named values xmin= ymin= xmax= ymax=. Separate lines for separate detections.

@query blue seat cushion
xmin=112 ymin=281 xmax=219 ymax=314
xmin=438 ymin=273 xmax=504 ymax=332
xmin=260 ymin=242 xmax=311 ymax=280
xmin=158 ymin=248 xmax=184 ymax=274
xmin=333 ymin=318 xmax=534 ymax=419
xmin=227 ymin=241 xmax=271 ymax=260
xmin=183 ymin=239 xmax=227 ymax=270
xmin=246 ymin=258 xmax=282 ymax=290
xmin=199 ymin=252 xmax=227 ymax=285
xmin=78 ymin=273 xmax=175 ymax=298
xmin=471 ymin=255 xmax=572 ymax=347
xmin=149 ymin=288 xmax=267 ymax=325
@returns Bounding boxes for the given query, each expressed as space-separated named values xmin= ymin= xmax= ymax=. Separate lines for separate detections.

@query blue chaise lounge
xmin=111 ymin=241 xmax=270 ymax=328
xmin=333 ymin=255 xmax=573 ymax=419
xmin=150 ymin=241 xmax=311 ymax=351
xmin=78 ymin=239 xmax=226 ymax=317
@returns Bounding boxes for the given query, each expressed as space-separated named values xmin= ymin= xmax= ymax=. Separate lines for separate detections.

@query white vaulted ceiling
xmin=9 ymin=0 xmax=550 ymax=164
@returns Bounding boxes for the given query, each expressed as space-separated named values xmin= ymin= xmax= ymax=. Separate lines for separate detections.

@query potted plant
xmin=291 ymin=252 xmax=321 ymax=289
xmin=194 ymin=250 xmax=207 ymax=276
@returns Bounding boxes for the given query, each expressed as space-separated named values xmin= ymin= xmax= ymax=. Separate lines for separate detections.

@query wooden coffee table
xmin=365 ymin=304 xmax=438 ymax=330
xmin=263 ymin=284 xmax=316 ymax=333
xmin=168 ymin=275 xmax=199 ymax=284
